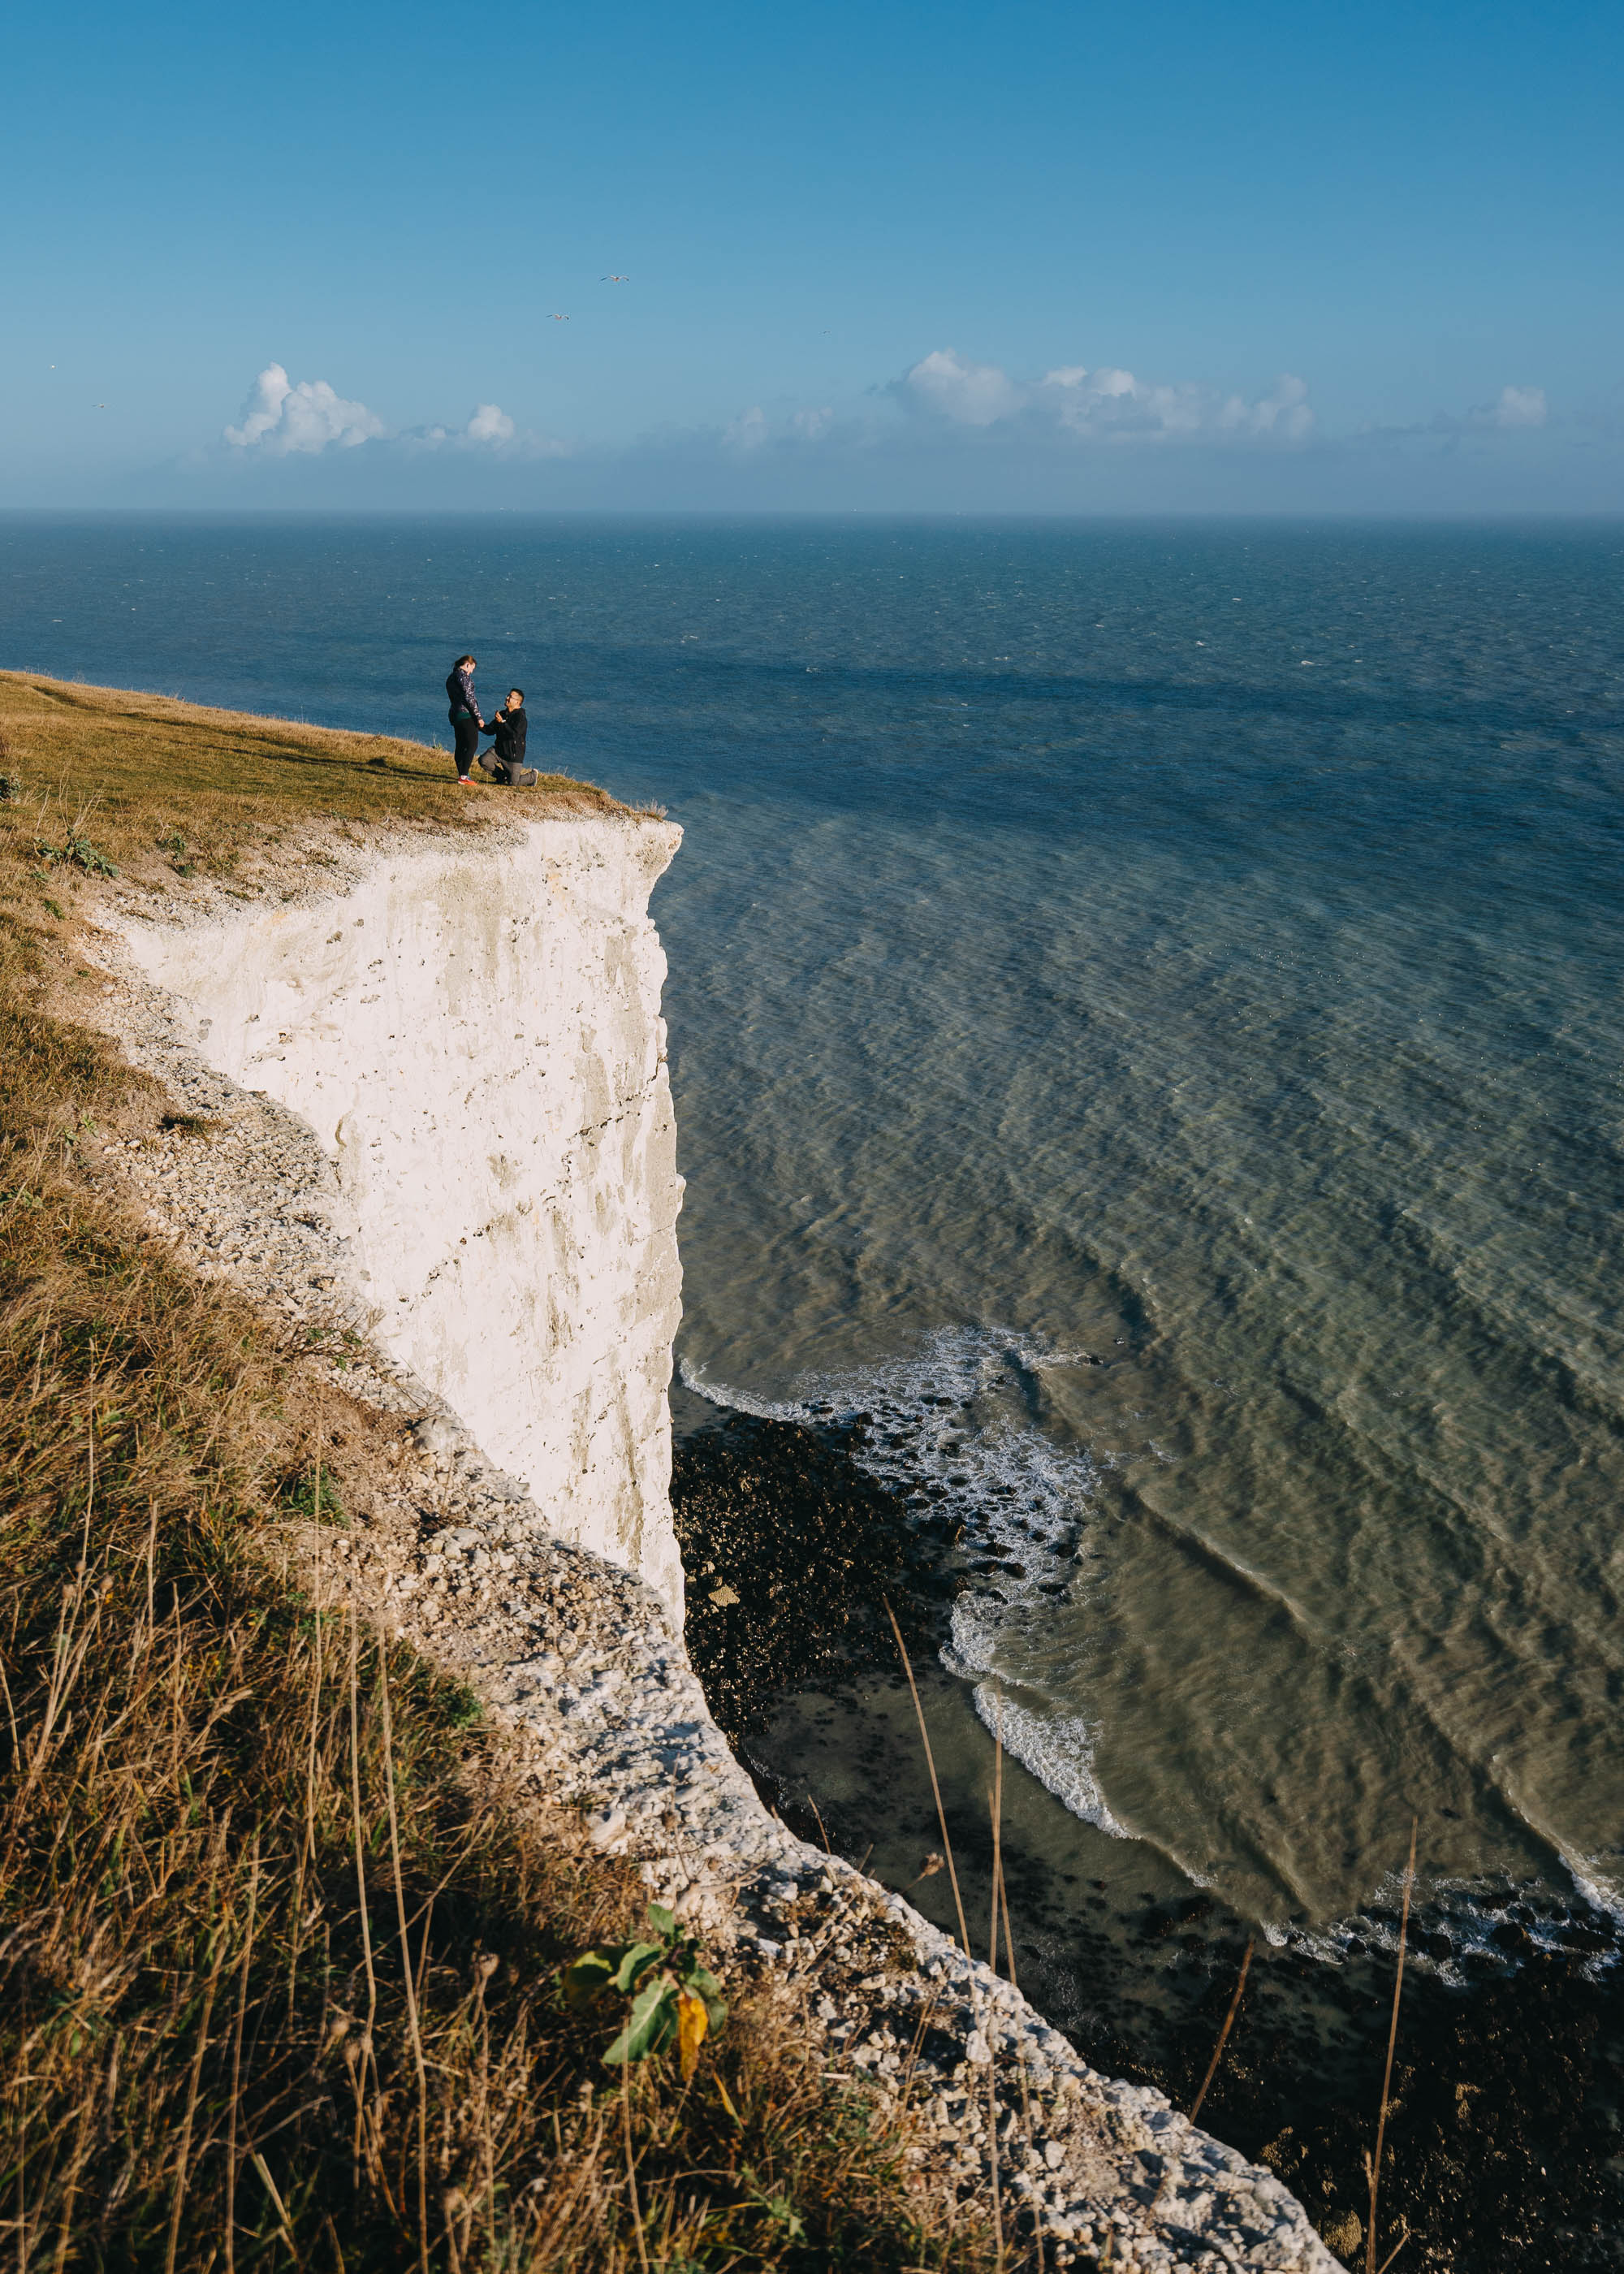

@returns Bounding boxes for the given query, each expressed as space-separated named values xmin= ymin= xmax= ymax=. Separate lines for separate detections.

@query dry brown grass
xmin=0 ymin=680 xmax=991 ymax=2274
xmin=0 ymin=669 xmax=624 ymax=904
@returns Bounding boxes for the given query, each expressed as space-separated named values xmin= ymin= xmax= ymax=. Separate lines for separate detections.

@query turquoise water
xmin=5 ymin=512 xmax=1622 ymax=1942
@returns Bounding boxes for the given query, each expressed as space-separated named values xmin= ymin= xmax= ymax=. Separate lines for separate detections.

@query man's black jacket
xmin=484 ymin=707 xmax=528 ymax=769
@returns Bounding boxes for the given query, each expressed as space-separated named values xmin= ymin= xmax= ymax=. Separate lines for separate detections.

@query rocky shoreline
xmin=75 ymin=880 xmax=1340 ymax=2274
xmin=669 ymin=1410 xmax=1624 ymax=2272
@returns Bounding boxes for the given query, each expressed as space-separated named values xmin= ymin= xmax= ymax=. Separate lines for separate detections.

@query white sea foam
xmin=681 ymin=1334 xmax=1624 ymax=1972
xmin=680 ymin=1326 xmax=1127 ymax=1835
xmin=964 ymin=1688 xmax=1129 ymax=1839
xmin=1551 ymin=1847 xmax=1624 ymax=1934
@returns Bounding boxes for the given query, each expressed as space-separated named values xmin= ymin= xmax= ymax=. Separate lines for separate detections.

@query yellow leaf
xmin=677 ymin=1988 xmax=709 ymax=2082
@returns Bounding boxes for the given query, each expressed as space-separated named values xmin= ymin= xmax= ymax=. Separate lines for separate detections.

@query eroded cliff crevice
xmin=115 ymin=815 xmax=687 ymax=1619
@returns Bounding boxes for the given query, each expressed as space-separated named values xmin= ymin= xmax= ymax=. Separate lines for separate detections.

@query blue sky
xmin=4 ymin=0 xmax=1620 ymax=511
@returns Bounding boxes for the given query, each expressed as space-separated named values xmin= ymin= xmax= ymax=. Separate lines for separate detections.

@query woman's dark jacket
xmin=446 ymin=666 xmax=482 ymax=721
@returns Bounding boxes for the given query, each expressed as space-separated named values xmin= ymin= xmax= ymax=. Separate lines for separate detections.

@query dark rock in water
xmin=1153 ymin=1939 xmax=1624 ymax=2274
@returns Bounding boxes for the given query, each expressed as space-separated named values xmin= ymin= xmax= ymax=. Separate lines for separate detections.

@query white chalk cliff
xmin=106 ymin=808 xmax=1340 ymax=2271
xmin=120 ymin=816 xmax=687 ymax=1619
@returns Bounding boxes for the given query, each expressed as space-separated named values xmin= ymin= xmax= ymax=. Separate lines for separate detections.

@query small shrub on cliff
xmin=564 ymin=1901 xmax=729 ymax=2075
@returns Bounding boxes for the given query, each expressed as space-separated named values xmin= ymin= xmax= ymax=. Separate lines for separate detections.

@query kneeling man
xmin=477 ymin=689 xmax=538 ymax=786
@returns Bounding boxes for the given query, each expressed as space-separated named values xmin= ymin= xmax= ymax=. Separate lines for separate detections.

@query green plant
xmin=436 ymin=1678 xmax=485 ymax=1731
xmin=744 ymin=2172 xmax=806 ymax=2243
xmin=564 ymin=1901 xmax=728 ymax=2077
xmin=281 ymin=1464 xmax=346 ymax=1523
xmin=33 ymin=831 xmax=118 ymax=877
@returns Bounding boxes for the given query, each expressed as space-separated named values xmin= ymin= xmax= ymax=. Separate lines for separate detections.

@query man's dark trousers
xmin=475 ymin=754 xmax=538 ymax=786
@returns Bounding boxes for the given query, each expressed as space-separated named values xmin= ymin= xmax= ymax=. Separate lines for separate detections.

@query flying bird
xmin=549 ymin=313 xmax=571 ymax=321
xmin=601 ymin=274 xmax=630 ymax=283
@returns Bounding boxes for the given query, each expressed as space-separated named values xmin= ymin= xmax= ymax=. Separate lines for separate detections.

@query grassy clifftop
xmin=0 ymin=668 xmax=622 ymax=888
xmin=0 ymin=675 xmax=989 ymax=2274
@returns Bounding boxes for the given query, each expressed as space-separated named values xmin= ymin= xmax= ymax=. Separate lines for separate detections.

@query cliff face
xmin=102 ymin=807 xmax=1341 ymax=2272
xmin=119 ymin=817 xmax=686 ymax=1619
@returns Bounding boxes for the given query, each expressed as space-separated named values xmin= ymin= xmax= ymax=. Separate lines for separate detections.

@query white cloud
xmin=224 ymin=364 xmax=387 ymax=454
xmin=903 ymin=348 xmax=1023 ymax=427
xmin=1235 ymin=373 xmax=1315 ymax=437
xmin=722 ymin=403 xmax=837 ymax=452
xmin=1476 ymin=383 xmax=1547 ymax=430
xmin=1356 ymin=382 xmax=1553 ymax=443
xmin=723 ymin=405 xmax=770 ymax=452
xmin=223 ymin=370 xmax=523 ymax=459
xmin=899 ymin=349 xmax=1314 ymax=445
xmin=411 ymin=403 xmax=520 ymax=450
xmin=464 ymin=402 xmax=515 ymax=444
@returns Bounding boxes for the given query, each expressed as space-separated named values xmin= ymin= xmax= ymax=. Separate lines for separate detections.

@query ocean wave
xmin=962 ymin=1685 xmax=1129 ymax=1840
xmin=680 ymin=1331 xmax=1624 ymax=1974
xmin=680 ymin=1325 xmax=1122 ymax=1829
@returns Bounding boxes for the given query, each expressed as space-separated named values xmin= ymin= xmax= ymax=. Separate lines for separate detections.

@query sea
xmin=4 ymin=512 xmax=1622 ymax=2242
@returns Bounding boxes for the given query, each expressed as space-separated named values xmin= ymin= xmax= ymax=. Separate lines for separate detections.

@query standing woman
xmin=445 ymin=653 xmax=483 ymax=785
